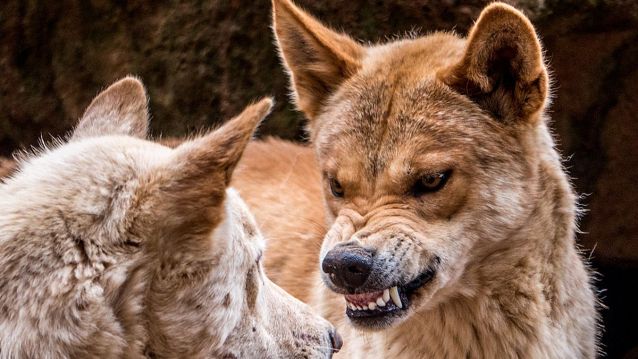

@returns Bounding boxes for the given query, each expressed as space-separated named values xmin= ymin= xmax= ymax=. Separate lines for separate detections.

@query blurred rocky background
xmin=0 ymin=0 xmax=636 ymax=356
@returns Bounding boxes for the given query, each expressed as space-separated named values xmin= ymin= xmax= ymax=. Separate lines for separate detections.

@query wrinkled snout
xmin=322 ymin=242 xmax=374 ymax=292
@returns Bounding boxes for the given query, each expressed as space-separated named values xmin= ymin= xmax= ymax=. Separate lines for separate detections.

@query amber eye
xmin=329 ymin=177 xmax=344 ymax=198
xmin=411 ymin=170 xmax=452 ymax=196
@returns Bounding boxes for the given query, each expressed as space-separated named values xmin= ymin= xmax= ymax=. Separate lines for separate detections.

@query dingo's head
xmin=273 ymin=0 xmax=549 ymax=329
xmin=1 ymin=77 xmax=339 ymax=357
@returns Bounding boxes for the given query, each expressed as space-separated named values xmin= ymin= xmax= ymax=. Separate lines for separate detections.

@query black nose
xmin=328 ymin=329 xmax=343 ymax=354
xmin=322 ymin=245 xmax=374 ymax=290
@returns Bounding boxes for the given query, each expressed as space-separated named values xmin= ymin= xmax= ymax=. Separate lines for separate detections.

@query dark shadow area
xmin=596 ymin=260 xmax=638 ymax=358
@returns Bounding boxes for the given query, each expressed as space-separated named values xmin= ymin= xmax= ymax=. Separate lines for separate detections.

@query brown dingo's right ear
xmin=72 ymin=76 xmax=149 ymax=140
xmin=272 ymin=0 xmax=363 ymax=121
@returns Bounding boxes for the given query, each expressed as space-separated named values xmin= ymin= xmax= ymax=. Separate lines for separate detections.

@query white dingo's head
xmin=0 ymin=77 xmax=340 ymax=358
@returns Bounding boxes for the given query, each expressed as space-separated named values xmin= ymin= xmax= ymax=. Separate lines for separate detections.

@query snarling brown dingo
xmin=0 ymin=77 xmax=341 ymax=358
xmin=233 ymin=1 xmax=599 ymax=357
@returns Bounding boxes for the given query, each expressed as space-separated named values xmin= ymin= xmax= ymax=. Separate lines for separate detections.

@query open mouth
xmin=343 ymin=268 xmax=436 ymax=327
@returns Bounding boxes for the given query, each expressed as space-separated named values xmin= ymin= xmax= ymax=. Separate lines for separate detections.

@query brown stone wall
xmin=1 ymin=0 xmax=636 ymax=356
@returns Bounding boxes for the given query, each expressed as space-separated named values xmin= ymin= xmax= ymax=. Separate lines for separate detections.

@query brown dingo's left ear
xmin=72 ymin=76 xmax=149 ymax=140
xmin=272 ymin=0 xmax=363 ymax=121
xmin=438 ymin=3 xmax=548 ymax=123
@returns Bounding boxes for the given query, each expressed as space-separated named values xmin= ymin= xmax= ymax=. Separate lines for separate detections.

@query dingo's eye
xmin=329 ymin=177 xmax=344 ymax=198
xmin=411 ymin=170 xmax=451 ymax=196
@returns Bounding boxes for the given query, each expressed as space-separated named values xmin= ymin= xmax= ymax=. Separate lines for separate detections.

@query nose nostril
xmin=329 ymin=329 xmax=343 ymax=353
xmin=322 ymin=246 xmax=374 ymax=289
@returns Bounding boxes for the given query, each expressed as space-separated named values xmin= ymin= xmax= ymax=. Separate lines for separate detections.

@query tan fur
xmin=0 ymin=77 xmax=338 ymax=358
xmin=234 ymin=139 xmax=325 ymax=302
xmin=232 ymin=1 xmax=599 ymax=357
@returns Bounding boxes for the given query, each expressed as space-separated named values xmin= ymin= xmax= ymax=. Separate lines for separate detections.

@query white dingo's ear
xmin=272 ymin=0 xmax=363 ymax=121
xmin=438 ymin=3 xmax=548 ymax=124
xmin=72 ymin=76 xmax=149 ymax=140
xmin=149 ymin=98 xmax=273 ymax=234
xmin=169 ymin=97 xmax=273 ymax=188
xmin=160 ymin=98 xmax=273 ymax=211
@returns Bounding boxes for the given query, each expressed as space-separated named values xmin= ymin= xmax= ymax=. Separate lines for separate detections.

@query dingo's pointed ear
xmin=72 ymin=76 xmax=149 ymax=140
xmin=143 ymin=99 xmax=272 ymax=262
xmin=272 ymin=0 xmax=363 ymax=121
xmin=161 ymin=98 xmax=272 ymax=207
xmin=438 ymin=3 xmax=548 ymax=124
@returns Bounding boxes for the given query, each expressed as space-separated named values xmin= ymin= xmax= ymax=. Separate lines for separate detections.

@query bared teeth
xmin=390 ymin=286 xmax=402 ymax=308
xmin=344 ymin=286 xmax=402 ymax=311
